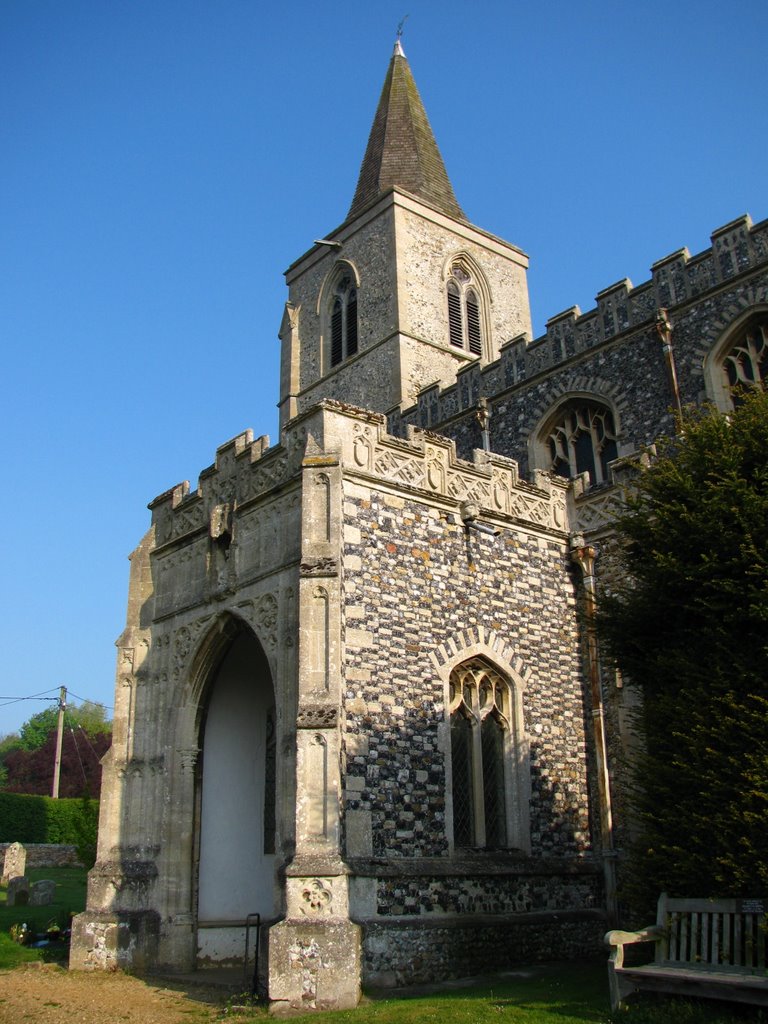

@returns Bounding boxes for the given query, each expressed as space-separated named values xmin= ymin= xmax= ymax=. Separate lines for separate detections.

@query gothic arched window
xmin=449 ymin=659 xmax=515 ymax=850
xmin=720 ymin=318 xmax=768 ymax=405
xmin=705 ymin=313 xmax=768 ymax=413
xmin=329 ymin=274 xmax=358 ymax=367
xmin=447 ymin=264 xmax=483 ymax=356
xmin=545 ymin=401 xmax=618 ymax=487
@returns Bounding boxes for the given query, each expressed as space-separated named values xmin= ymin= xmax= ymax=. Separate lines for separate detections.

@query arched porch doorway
xmin=196 ymin=625 xmax=277 ymax=966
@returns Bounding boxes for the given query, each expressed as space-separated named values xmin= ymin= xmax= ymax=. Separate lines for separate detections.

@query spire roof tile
xmin=347 ymin=43 xmax=465 ymax=222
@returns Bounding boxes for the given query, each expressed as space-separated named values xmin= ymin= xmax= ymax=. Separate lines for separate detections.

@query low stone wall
xmin=362 ymin=910 xmax=606 ymax=987
xmin=0 ymin=843 xmax=81 ymax=874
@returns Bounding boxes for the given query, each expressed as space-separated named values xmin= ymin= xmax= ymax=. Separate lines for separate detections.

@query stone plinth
xmin=69 ymin=911 xmax=160 ymax=972
xmin=268 ymin=918 xmax=361 ymax=1013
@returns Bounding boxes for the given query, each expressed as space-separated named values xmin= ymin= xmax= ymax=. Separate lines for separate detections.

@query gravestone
xmin=2 ymin=842 xmax=26 ymax=884
xmin=30 ymin=879 xmax=57 ymax=906
xmin=6 ymin=875 xmax=30 ymax=906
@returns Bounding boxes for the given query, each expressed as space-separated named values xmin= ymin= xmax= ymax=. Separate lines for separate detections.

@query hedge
xmin=0 ymin=792 xmax=99 ymax=845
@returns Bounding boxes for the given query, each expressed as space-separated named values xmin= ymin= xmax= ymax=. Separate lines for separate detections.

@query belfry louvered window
xmin=449 ymin=659 xmax=512 ymax=850
xmin=545 ymin=401 xmax=619 ymax=487
xmin=330 ymin=274 xmax=358 ymax=367
xmin=447 ymin=265 xmax=483 ymax=356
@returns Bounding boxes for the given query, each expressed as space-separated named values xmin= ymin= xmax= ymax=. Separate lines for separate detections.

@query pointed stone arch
xmin=430 ymin=628 xmax=531 ymax=854
xmin=317 ymin=259 xmax=361 ymax=371
xmin=170 ymin=611 xmax=279 ymax=966
xmin=702 ymin=302 xmax=768 ymax=412
xmin=690 ymin=279 xmax=768 ymax=382
xmin=442 ymin=251 xmax=493 ymax=361
xmin=525 ymin=380 xmax=626 ymax=485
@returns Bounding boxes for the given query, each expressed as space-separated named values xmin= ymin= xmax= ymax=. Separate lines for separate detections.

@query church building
xmin=70 ymin=41 xmax=768 ymax=1012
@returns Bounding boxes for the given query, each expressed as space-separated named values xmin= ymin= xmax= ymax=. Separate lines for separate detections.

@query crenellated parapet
xmin=147 ymin=426 xmax=309 ymax=550
xmin=146 ymin=401 xmax=573 ymax=561
xmin=399 ymin=213 xmax=768 ymax=430
xmin=319 ymin=403 xmax=571 ymax=536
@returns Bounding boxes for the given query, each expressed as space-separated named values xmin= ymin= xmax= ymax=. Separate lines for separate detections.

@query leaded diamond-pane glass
xmin=481 ymin=714 xmax=506 ymax=848
xmin=451 ymin=712 xmax=474 ymax=847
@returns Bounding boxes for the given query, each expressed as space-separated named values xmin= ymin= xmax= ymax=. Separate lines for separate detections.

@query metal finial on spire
xmin=395 ymin=15 xmax=409 ymax=54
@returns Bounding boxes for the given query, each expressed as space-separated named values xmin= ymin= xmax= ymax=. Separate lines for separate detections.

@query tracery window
xmin=447 ymin=265 xmax=483 ymax=356
xmin=329 ymin=274 xmax=358 ymax=367
xmin=545 ymin=401 xmax=618 ymax=487
xmin=449 ymin=660 xmax=512 ymax=849
xmin=720 ymin=318 xmax=767 ymax=404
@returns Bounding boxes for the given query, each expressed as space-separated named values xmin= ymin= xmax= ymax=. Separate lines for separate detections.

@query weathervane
xmin=396 ymin=14 xmax=409 ymax=39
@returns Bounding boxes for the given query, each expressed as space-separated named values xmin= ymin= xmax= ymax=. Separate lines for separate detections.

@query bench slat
xmin=617 ymin=965 xmax=768 ymax=1008
xmin=606 ymin=894 xmax=768 ymax=1011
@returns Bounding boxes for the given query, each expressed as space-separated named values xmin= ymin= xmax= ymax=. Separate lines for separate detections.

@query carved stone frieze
xmin=345 ymin=415 xmax=567 ymax=532
xmin=574 ymin=487 xmax=627 ymax=535
xmin=297 ymin=704 xmax=338 ymax=729
xmin=300 ymin=557 xmax=338 ymax=577
xmin=171 ymin=619 xmax=209 ymax=680
xmin=161 ymin=503 xmax=206 ymax=545
xmin=232 ymin=592 xmax=280 ymax=649
xmin=254 ymin=592 xmax=279 ymax=649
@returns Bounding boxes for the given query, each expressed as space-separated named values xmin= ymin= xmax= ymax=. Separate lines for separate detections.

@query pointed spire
xmin=347 ymin=42 xmax=466 ymax=222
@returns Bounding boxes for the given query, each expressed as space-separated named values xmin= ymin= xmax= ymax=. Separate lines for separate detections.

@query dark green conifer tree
xmin=598 ymin=389 xmax=768 ymax=913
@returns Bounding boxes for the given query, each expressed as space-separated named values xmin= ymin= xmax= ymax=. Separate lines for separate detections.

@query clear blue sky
xmin=1 ymin=0 xmax=766 ymax=737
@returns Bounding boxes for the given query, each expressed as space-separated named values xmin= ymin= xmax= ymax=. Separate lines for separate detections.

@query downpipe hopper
xmin=460 ymin=501 xmax=500 ymax=537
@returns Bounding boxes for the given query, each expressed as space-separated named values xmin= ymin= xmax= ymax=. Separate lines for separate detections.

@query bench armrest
xmin=605 ymin=926 xmax=664 ymax=969
xmin=605 ymin=926 xmax=664 ymax=948
xmin=605 ymin=925 xmax=665 ymax=1009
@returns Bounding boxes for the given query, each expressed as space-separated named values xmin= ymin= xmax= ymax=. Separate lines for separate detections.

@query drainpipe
xmin=654 ymin=308 xmax=683 ymax=424
xmin=569 ymin=535 xmax=618 ymax=926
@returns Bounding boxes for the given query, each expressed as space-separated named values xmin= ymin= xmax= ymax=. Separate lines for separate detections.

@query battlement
xmin=397 ymin=212 xmax=768 ymax=431
xmin=147 ymin=428 xmax=293 ymax=551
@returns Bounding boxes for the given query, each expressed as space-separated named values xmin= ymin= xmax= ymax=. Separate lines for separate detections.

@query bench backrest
xmin=655 ymin=894 xmax=767 ymax=971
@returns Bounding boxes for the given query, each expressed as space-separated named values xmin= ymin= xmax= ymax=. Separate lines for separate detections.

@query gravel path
xmin=0 ymin=963 xmax=232 ymax=1024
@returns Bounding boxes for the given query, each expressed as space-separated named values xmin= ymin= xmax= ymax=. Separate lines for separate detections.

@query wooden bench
xmin=605 ymin=893 xmax=768 ymax=1010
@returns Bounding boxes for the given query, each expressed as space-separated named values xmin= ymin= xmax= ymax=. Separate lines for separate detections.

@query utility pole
xmin=52 ymin=686 xmax=67 ymax=799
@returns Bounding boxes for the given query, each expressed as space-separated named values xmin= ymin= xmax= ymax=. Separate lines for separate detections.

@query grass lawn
xmin=0 ymin=865 xmax=87 ymax=968
xmin=314 ymin=964 xmax=611 ymax=1024
xmin=223 ymin=963 xmax=766 ymax=1024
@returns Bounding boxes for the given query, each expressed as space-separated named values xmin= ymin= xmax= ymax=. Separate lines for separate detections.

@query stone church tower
xmin=70 ymin=39 xmax=768 ymax=1012
xmin=278 ymin=39 xmax=531 ymax=426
